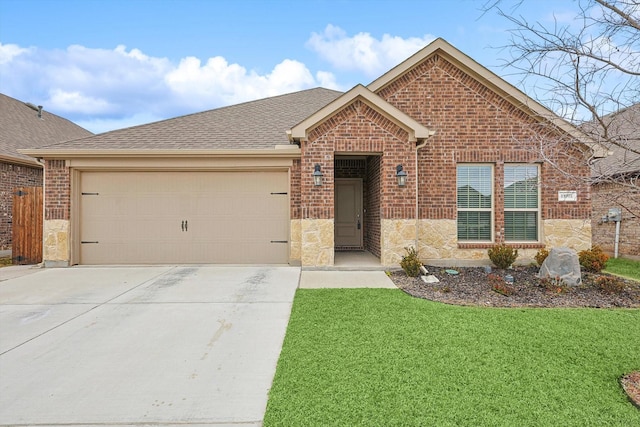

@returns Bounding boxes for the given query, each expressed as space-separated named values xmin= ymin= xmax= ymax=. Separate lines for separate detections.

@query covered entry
xmin=78 ymin=171 xmax=289 ymax=264
xmin=334 ymin=156 xmax=381 ymax=259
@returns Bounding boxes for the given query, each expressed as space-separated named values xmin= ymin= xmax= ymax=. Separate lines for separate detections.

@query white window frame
xmin=503 ymin=164 xmax=541 ymax=242
xmin=456 ymin=164 xmax=494 ymax=243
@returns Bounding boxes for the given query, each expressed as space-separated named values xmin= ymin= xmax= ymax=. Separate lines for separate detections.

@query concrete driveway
xmin=0 ymin=265 xmax=300 ymax=426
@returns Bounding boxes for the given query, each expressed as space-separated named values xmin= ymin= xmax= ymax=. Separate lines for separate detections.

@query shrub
xmin=488 ymin=273 xmax=515 ymax=296
xmin=400 ymin=246 xmax=422 ymax=277
xmin=488 ymin=244 xmax=518 ymax=269
xmin=595 ymin=276 xmax=625 ymax=294
xmin=579 ymin=245 xmax=609 ymax=273
xmin=535 ymin=248 xmax=549 ymax=266
xmin=539 ymin=276 xmax=568 ymax=294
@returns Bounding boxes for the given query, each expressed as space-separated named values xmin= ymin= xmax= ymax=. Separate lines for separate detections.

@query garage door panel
xmin=79 ymin=171 xmax=289 ymax=265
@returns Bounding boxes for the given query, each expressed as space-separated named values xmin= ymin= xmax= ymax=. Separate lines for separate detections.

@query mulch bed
xmin=389 ymin=265 xmax=640 ymax=407
xmin=390 ymin=265 xmax=640 ymax=308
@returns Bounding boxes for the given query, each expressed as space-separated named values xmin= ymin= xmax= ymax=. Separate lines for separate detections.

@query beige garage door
xmin=79 ymin=171 xmax=289 ymax=264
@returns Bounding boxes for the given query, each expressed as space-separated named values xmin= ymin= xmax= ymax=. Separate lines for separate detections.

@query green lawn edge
xmin=265 ymin=288 xmax=640 ymax=426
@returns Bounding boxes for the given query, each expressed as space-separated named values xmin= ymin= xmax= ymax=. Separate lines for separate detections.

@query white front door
xmin=334 ymin=178 xmax=363 ymax=248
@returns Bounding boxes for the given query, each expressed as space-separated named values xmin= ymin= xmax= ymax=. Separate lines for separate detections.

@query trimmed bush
xmin=595 ymin=275 xmax=625 ymax=294
xmin=488 ymin=244 xmax=518 ymax=269
xmin=579 ymin=245 xmax=609 ymax=273
xmin=535 ymin=248 xmax=549 ymax=266
xmin=400 ymin=247 xmax=422 ymax=277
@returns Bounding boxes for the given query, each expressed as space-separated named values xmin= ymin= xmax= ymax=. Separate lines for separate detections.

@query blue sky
xmin=1 ymin=0 xmax=582 ymax=133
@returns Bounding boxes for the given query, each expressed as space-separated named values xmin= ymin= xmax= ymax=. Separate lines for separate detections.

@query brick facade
xmin=44 ymin=160 xmax=71 ymax=221
xmin=592 ymin=180 xmax=640 ymax=258
xmin=292 ymin=52 xmax=593 ymax=265
xmin=0 ymin=161 xmax=43 ymax=250
xmin=376 ymin=54 xmax=591 ymax=247
xmin=301 ymin=100 xmax=414 ymax=221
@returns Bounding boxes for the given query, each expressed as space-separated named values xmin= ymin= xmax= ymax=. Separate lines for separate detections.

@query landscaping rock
xmin=538 ymin=247 xmax=582 ymax=286
xmin=421 ymin=275 xmax=440 ymax=284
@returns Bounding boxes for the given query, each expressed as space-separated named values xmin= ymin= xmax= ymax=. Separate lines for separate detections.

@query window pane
xmin=505 ymin=211 xmax=538 ymax=241
xmin=457 ymin=166 xmax=492 ymax=209
xmin=504 ymin=166 xmax=538 ymax=209
xmin=457 ymin=211 xmax=492 ymax=240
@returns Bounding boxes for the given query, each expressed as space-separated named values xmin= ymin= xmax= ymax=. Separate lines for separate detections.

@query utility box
xmin=607 ymin=208 xmax=622 ymax=222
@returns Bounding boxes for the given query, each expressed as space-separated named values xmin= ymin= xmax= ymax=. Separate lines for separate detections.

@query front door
xmin=335 ymin=178 xmax=363 ymax=249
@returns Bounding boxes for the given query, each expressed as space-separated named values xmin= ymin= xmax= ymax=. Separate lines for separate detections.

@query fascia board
xmin=0 ymin=154 xmax=42 ymax=168
xmin=18 ymin=148 xmax=302 ymax=159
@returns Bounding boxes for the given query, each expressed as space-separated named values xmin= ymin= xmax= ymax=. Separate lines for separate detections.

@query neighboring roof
xmin=289 ymin=84 xmax=435 ymax=143
xmin=0 ymin=93 xmax=92 ymax=166
xmin=25 ymin=88 xmax=342 ymax=157
xmin=368 ymin=38 xmax=608 ymax=158
xmin=589 ymin=104 xmax=640 ymax=178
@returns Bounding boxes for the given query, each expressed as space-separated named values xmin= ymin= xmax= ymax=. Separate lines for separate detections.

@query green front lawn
xmin=265 ymin=289 xmax=640 ymax=426
xmin=605 ymin=258 xmax=640 ymax=281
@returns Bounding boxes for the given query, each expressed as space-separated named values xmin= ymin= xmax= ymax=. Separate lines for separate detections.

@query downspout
xmin=35 ymin=157 xmax=45 ymax=267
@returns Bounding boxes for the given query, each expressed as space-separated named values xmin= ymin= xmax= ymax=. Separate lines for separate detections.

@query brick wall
xmin=302 ymin=100 xmax=414 ymax=220
xmin=0 ymin=161 xmax=43 ymax=250
xmin=290 ymin=159 xmax=301 ymax=220
xmin=592 ymin=179 xmax=640 ymax=258
xmin=365 ymin=155 xmax=381 ymax=257
xmin=44 ymin=160 xmax=70 ymax=220
xmin=376 ymin=54 xmax=592 ymax=245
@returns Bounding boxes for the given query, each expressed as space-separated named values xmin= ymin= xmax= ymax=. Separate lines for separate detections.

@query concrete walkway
xmin=299 ymin=270 xmax=397 ymax=288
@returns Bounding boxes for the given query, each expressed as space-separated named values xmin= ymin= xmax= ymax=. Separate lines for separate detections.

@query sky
xmin=0 ymin=0 xmax=586 ymax=134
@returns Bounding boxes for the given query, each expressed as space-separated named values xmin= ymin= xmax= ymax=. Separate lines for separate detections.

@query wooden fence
xmin=12 ymin=186 xmax=43 ymax=265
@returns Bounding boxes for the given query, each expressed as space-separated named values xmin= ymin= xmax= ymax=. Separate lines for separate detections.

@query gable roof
xmin=368 ymin=38 xmax=608 ymax=157
xmin=589 ymin=103 xmax=640 ymax=178
xmin=288 ymin=84 xmax=434 ymax=143
xmin=0 ymin=93 xmax=92 ymax=166
xmin=24 ymin=88 xmax=342 ymax=157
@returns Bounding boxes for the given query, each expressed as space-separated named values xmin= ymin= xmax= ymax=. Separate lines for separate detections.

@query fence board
xmin=12 ymin=187 xmax=43 ymax=265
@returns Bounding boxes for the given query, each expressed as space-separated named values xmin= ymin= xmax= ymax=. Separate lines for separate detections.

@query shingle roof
xmin=0 ymin=93 xmax=92 ymax=166
xmin=589 ymin=104 xmax=640 ymax=178
xmin=38 ymin=88 xmax=343 ymax=151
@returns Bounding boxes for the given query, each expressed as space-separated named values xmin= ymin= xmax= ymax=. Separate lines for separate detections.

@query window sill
xmin=458 ymin=242 xmax=545 ymax=249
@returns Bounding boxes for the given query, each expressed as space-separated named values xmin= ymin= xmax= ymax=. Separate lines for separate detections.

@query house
xmin=590 ymin=104 xmax=640 ymax=259
xmin=21 ymin=39 xmax=605 ymax=268
xmin=0 ymin=93 xmax=92 ymax=259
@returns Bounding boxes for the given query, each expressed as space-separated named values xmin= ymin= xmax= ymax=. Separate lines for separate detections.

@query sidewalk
xmin=299 ymin=270 xmax=397 ymax=288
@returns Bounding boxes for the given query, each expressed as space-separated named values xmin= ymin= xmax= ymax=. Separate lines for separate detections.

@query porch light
xmin=396 ymin=164 xmax=407 ymax=186
xmin=313 ymin=163 xmax=323 ymax=186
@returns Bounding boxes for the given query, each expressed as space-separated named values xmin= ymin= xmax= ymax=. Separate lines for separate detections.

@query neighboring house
xmin=0 ymin=93 xmax=92 ymax=255
xmin=590 ymin=104 xmax=640 ymax=259
xmin=22 ymin=39 xmax=605 ymax=267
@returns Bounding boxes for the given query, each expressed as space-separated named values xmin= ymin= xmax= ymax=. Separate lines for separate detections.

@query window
xmin=504 ymin=165 xmax=539 ymax=241
xmin=457 ymin=165 xmax=492 ymax=241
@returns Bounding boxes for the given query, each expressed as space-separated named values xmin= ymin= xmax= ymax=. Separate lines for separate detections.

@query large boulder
xmin=538 ymin=247 xmax=582 ymax=286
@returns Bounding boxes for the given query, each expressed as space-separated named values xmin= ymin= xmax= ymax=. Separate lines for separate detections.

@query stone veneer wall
xmin=43 ymin=219 xmax=69 ymax=266
xmin=290 ymin=219 xmax=301 ymax=263
xmin=407 ymin=219 xmax=592 ymax=268
xmin=301 ymin=218 xmax=334 ymax=266
xmin=0 ymin=161 xmax=43 ymax=251
xmin=43 ymin=159 xmax=71 ymax=266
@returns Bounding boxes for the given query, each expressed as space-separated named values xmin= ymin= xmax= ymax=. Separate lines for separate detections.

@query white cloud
xmin=307 ymin=25 xmax=435 ymax=77
xmin=47 ymin=89 xmax=113 ymax=114
xmin=0 ymin=43 xmax=338 ymax=133
xmin=0 ymin=42 xmax=29 ymax=64
xmin=165 ymin=56 xmax=320 ymax=109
